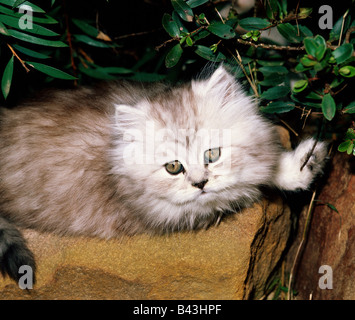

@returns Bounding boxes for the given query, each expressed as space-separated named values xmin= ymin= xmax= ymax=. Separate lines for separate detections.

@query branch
xmin=7 ymin=43 xmax=30 ymax=73
xmin=345 ymin=26 xmax=355 ymax=43
xmin=115 ymin=28 xmax=162 ymax=40
xmin=237 ymin=38 xmax=305 ymax=51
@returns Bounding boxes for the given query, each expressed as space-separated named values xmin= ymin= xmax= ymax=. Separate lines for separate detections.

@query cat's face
xmin=111 ymin=66 xmax=277 ymax=229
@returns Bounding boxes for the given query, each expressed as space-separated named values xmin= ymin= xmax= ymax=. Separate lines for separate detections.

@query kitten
xmin=0 ymin=66 xmax=327 ymax=284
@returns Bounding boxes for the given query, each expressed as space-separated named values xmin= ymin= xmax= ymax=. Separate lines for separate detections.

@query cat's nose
xmin=192 ymin=179 xmax=208 ymax=190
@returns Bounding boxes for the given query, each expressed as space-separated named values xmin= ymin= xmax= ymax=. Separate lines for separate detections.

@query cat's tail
xmin=0 ymin=216 xmax=36 ymax=284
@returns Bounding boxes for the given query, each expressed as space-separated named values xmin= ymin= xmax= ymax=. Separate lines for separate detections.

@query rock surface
xmin=293 ymin=152 xmax=355 ymax=300
xmin=0 ymin=198 xmax=291 ymax=300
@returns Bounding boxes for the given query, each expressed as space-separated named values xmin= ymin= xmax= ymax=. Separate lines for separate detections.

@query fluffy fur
xmin=0 ymin=66 xmax=327 ymax=283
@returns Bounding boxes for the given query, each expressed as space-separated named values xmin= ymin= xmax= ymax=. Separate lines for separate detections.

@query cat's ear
xmin=193 ymin=65 xmax=238 ymax=102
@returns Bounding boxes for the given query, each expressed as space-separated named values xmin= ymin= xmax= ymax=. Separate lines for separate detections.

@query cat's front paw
xmin=294 ymin=138 xmax=328 ymax=189
xmin=275 ymin=138 xmax=328 ymax=191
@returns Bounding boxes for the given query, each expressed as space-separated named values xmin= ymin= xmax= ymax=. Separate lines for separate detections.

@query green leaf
xmin=305 ymin=91 xmax=323 ymax=100
xmin=304 ymin=37 xmax=318 ymax=57
xmin=260 ymin=101 xmax=295 ymax=114
xmin=343 ymin=101 xmax=355 ymax=114
xmin=186 ymin=0 xmax=208 ymax=8
xmin=1 ymin=55 xmax=14 ymax=99
xmin=295 ymin=62 xmax=310 ymax=72
xmin=207 ymin=22 xmax=235 ymax=39
xmin=0 ymin=4 xmax=57 ymax=24
xmin=162 ymin=13 xmax=180 ymax=37
xmin=304 ymin=36 xmax=326 ymax=61
xmin=347 ymin=131 xmax=355 ymax=145
xmin=257 ymin=60 xmax=284 ymax=66
xmin=12 ymin=44 xmax=50 ymax=59
xmin=278 ymin=0 xmax=286 ymax=16
xmin=297 ymin=7 xmax=312 ymax=19
xmin=12 ymin=0 xmax=27 ymax=7
xmin=0 ymin=19 xmax=8 ymax=35
xmin=260 ymin=86 xmax=290 ymax=100
xmin=300 ymin=56 xmax=317 ymax=67
xmin=345 ymin=128 xmax=355 ymax=139
xmin=26 ymin=61 xmax=76 ymax=80
xmin=165 ymin=43 xmax=183 ymax=68
xmin=314 ymin=35 xmax=326 ymax=60
xmin=172 ymin=11 xmax=188 ymax=33
xmin=72 ymin=19 xmax=98 ymax=38
xmin=7 ymin=29 xmax=67 ymax=46
xmin=0 ymin=0 xmax=45 ymax=13
xmin=194 ymin=45 xmax=226 ymax=62
xmin=0 ymin=14 xmax=59 ymax=36
xmin=186 ymin=36 xmax=193 ymax=46
xmin=78 ymin=63 xmax=115 ymax=80
xmin=326 ymin=203 xmax=339 ymax=213
xmin=258 ymin=66 xmax=287 ymax=86
xmin=259 ymin=66 xmax=288 ymax=76
xmin=277 ymin=23 xmax=302 ymax=43
xmin=192 ymin=29 xmax=209 ymax=42
xmin=298 ymin=25 xmax=313 ymax=37
xmin=239 ymin=17 xmax=271 ymax=30
xmin=265 ymin=0 xmax=279 ymax=20
xmin=291 ymin=93 xmax=322 ymax=108
xmin=332 ymin=43 xmax=354 ymax=65
xmin=100 ymin=67 xmax=133 ymax=74
xmin=292 ymin=79 xmax=308 ymax=93
xmin=339 ymin=65 xmax=355 ymax=77
xmin=322 ymin=93 xmax=336 ymax=121
xmin=73 ymin=34 xmax=113 ymax=48
xmin=338 ymin=140 xmax=351 ymax=152
xmin=329 ymin=13 xmax=350 ymax=41
xmin=259 ymin=73 xmax=285 ymax=86
xmin=171 ymin=0 xmax=193 ymax=22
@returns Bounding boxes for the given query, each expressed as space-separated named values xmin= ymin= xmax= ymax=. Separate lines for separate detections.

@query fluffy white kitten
xmin=0 ymin=66 xmax=327 ymax=283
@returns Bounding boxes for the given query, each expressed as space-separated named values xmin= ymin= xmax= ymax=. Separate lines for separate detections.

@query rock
xmin=293 ymin=152 xmax=355 ymax=300
xmin=0 ymin=198 xmax=291 ymax=300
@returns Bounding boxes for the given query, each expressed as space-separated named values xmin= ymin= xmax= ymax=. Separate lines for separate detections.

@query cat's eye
xmin=165 ymin=160 xmax=184 ymax=175
xmin=204 ymin=147 xmax=221 ymax=164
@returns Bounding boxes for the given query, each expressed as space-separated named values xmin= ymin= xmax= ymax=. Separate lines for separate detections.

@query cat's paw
xmin=275 ymin=138 xmax=328 ymax=191
xmin=0 ymin=218 xmax=36 ymax=285
xmin=299 ymin=138 xmax=328 ymax=177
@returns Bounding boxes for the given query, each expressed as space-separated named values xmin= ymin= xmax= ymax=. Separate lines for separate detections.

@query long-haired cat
xmin=0 ymin=66 xmax=327 ymax=283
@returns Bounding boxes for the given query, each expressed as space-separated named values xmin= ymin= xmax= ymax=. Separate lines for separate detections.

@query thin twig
xmin=279 ymin=118 xmax=299 ymax=137
xmin=300 ymin=139 xmax=318 ymax=171
xmin=214 ymin=7 xmax=225 ymax=23
xmin=237 ymin=38 xmax=305 ymax=51
xmin=6 ymin=43 xmax=30 ymax=72
xmin=115 ymin=28 xmax=162 ymax=40
xmin=287 ymin=189 xmax=316 ymax=300
xmin=229 ymin=48 xmax=259 ymax=97
xmin=338 ymin=9 xmax=349 ymax=46
xmin=295 ymin=0 xmax=300 ymax=36
xmin=155 ymin=37 xmax=178 ymax=51
xmin=345 ymin=26 xmax=355 ymax=43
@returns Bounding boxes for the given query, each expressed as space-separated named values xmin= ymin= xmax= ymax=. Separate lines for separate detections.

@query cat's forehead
xmin=147 ymin=84 xmax=222 ymax=132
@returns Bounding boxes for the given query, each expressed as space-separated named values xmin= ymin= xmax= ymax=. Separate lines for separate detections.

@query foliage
xmin=0 ymin=0 xmax=354 ymax=156
xmin=0 ymin=0 xmax=167 ymax=98
xmin=160 ymin=0 xmax=355 ymax=156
